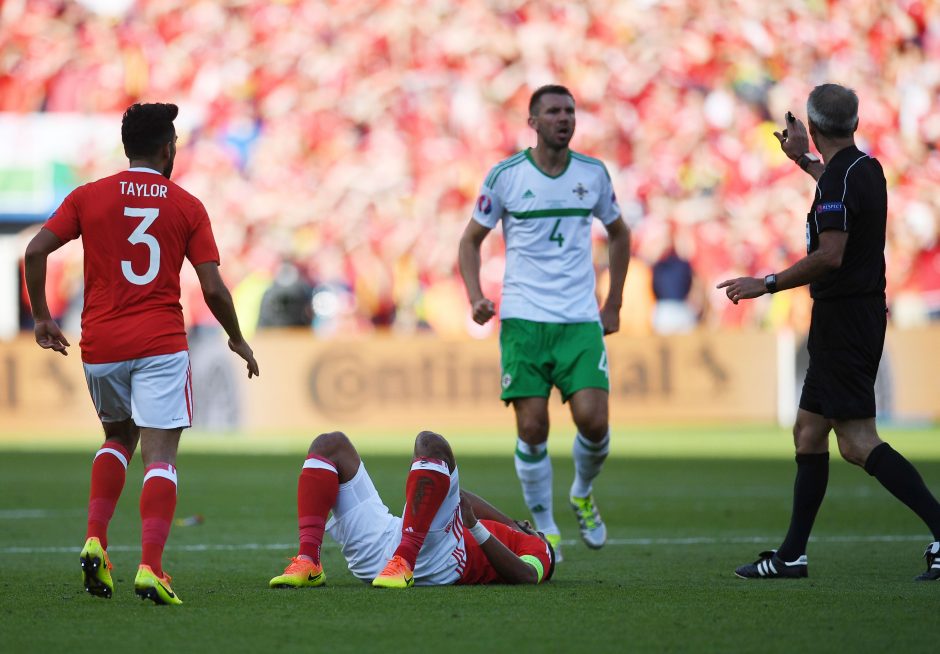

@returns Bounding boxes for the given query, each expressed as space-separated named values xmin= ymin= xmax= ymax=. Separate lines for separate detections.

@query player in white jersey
xmin=458 ymin=85 xmax=631 ymax=560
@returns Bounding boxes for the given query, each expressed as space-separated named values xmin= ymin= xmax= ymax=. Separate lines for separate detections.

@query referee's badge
xmin=816 ymin=201 xmax=844 ymax=214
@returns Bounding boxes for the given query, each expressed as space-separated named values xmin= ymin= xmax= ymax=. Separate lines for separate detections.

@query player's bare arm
xmin=717 ymin=230 xmax=848 ymax=304
xmin=459 ymin=490 xmax=525 ymax=531
xmin=457 ymin=219 xmax=496 ymax=325
xmin=194 ymin=261 xmax=259 ymax=378
xmin=24 ymin=228 xmax=70 ymax=356
xmin=460 ymin=490 xmax=539 ymax=535
xmin=600 ymin=217 xmax=631 ymax=335
xmin=459 ymin=493 xmax=540 ymax=584
xmin=774 ymin=112 xmax=825 ymax=181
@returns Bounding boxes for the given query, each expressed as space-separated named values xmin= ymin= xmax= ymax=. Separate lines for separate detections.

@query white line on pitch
xmin=0 ymin=509 xmax=84 ymax=519
xmin=0 ymin=534 xmax=930 ymax=556
xmin=0 ymin=543 xmax=300 ymax=554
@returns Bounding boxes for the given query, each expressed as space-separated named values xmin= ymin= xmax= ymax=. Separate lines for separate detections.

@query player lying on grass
xmin=269 ymin=430 xmax=555 ymax=588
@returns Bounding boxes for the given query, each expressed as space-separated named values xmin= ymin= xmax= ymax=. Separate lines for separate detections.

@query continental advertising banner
xmin=0 ymin=330 xmax=777 ymax=434
xmin=1 ymin=328 xmax=936 ymax=436
xmin=241 ymin=331 xmax=778 ymax=430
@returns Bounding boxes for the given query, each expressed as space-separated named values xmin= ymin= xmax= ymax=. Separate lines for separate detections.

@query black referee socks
xmin=777 ymin=452 xmax=830 ymax=562
xmin=865 ymin=442 xmax=940 ymax=541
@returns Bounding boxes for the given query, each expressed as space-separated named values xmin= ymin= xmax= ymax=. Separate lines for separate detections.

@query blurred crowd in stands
xmin=4 ymin=0 xmax=940 ymax=338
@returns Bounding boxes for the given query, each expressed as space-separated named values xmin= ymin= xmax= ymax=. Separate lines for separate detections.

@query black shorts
xmin=799 ymin=296 xmax=887 ymax=420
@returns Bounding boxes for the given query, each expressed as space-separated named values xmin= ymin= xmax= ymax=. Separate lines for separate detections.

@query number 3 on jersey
xmin=122 ymin=207 xmax=160 ymax=285
xmin=549 ymin=218 xmax=565 ymax=248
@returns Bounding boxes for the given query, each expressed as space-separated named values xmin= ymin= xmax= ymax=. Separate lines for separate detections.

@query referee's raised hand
xmin=773 ymin=111 xmax=810 ymax=162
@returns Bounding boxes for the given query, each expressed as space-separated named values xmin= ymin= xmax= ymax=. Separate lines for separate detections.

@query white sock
xmin=570 ymin=431 xmax=610 ymax=499
xmin=514 ymin=439 xmax=558 ymax=534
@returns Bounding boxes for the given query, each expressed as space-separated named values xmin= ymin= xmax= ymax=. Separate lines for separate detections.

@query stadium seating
xmin=3 ymin=0 xmax=938 ymax=333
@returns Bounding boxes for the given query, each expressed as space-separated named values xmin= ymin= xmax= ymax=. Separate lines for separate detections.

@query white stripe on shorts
xmin=303 ymin=458 xmax=338 ymax=474
xmin=410 ymin=458 xmax=450 ymax=476
xmin=94 ymin=447 xmax=129 ymax=469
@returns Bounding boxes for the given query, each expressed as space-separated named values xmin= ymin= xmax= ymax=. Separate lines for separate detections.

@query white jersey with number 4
xmin=473 ymin=149 xmax=621 ymax=323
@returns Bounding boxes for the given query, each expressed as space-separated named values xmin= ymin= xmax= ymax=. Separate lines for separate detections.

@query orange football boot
xmin=372 ymin=554 xmax=415 ymax=589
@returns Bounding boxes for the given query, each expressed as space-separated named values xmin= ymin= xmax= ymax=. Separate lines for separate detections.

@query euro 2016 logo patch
xmin=816 ymin=201 xmax=844 ymax=214
xmin=501 ymin=373 xmax=512 ymax=389
xmin=477 ymin=194 xmax=492 ymax=215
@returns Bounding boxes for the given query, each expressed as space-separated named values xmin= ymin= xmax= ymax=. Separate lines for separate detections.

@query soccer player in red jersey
xmin=269 ymin=430 xmax=555 ymax=589
xmin=23 ymin=103 xmax=260 ymax=605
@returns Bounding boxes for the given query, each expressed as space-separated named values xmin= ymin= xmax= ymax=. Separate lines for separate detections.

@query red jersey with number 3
xmin=44 ymin=168 xmax=220 ymax=364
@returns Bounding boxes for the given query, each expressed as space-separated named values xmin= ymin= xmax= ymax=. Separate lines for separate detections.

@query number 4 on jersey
xmin=549 ymin=218 xmax=565 ymax=248
xmin=122 ymin=207 xmax=161 ymax=285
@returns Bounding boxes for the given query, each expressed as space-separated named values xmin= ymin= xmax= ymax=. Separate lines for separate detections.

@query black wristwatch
xmin=764 ymin=273 xmax=778 ymax=294
xmin=797 ymin=152 xmax=820 ymax=171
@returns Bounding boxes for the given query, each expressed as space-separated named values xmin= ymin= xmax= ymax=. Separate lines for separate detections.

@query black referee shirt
xmin=806 ymin=145 xmax=887 ymax=300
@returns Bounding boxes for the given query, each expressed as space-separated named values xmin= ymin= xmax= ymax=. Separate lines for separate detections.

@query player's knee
xmin=792 ymin=423 xmax=808 ymax=450
xmin=517 ymin=416 xmax=549 ymax=442
xmin=835 ymin=438 xmax=866 ymax=466
xmin=576 ymin=417 xmax=608 ymax=442
xmin=414 ymin=430 xmax=455 ymax=470
xmin=309 ymin=431 xmax=353 ymax=458
xmin=415 ymin=430 xmax=445 ymax=449
xmin=102 ymin=419 xmax=139 ymax=453
xmin=793 ymin=423 xmax=825 ymax=454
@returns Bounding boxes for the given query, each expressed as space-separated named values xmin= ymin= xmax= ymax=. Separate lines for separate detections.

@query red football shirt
xmin=44 ymin=168 xmax=220 ymax=363
xmin=458 ymin=520 xmax=554 ymax=585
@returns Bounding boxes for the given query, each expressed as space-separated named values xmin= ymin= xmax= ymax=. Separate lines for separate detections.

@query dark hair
xmin=121 ymin=103 xmax=178 ymax=158
xmin=807 ymin=84 xmax=858 ymax=138
xmin=529 ymin=84 xmax=575 ymax=116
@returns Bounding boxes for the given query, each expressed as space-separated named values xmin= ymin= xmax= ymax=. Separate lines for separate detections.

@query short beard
xmin=543 ymin=133 xmax=572 ymax=150
xmin=542 ymin=130 xmax=574 ymax=150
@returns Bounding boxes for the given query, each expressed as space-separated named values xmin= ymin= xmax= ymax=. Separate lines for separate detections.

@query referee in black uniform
xmin=718 ymin=83 xmax=940 ymax=581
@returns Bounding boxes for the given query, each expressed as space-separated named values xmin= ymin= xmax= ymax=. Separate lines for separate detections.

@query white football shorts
xmin=325 ymin=460 xmax=467 ymax=586
xmin=83 ymin=350 xmax=193 ymax=429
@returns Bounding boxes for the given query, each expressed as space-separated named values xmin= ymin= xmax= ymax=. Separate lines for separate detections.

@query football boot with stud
xmin=270 ymin=556 xmax=326 ymax=589
xmin=134 ymin=564 xmax=183 ymax=605
xmin=372 ymin=554 xmax=414 ymax=589
xmin=915 ymin=541 xmax=940 ymax=581
xmin=735 ymin=550 xmax=808 ymax=579
xmin=80 ymin=537 xmax=114 ymax=599
xmin=569 ymin=495 xmax=607 ymax=549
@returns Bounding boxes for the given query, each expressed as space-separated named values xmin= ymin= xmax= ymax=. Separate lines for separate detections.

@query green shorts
xmin=499 ymin=318 xmax=609 ymax=403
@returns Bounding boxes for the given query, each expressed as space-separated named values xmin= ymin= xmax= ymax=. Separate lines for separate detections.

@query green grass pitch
xmin=1 ymin=426 xmax=937 ymax=653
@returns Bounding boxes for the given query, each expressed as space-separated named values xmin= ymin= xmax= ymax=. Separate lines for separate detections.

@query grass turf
xmin=1 ymin=428 xmax=938 ymax=653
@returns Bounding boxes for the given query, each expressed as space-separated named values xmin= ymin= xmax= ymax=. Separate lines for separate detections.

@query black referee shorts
xmin=799 ymin=295 xmax=887 ymax=420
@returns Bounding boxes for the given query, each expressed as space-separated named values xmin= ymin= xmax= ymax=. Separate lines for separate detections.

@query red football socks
xmin=140 ymin=463 xmax=178 ymax=577
xmin=86 ymin=441 xmax=132 ymax=550
xmin=394 ymin=458 xmax=451 ymax=569
xmin=297 ymin=455 xmax=339 ymax=564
